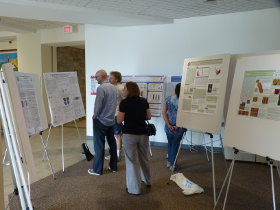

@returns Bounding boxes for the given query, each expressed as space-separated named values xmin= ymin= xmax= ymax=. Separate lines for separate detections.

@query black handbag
xmin=146 ymin=120 xmax=156 ymax=136
xmin=81 ymin=143 xmax=94 ymax=161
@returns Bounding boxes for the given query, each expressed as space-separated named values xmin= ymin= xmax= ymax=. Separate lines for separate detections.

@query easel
xmin=0 ymin=69 xmax=33 ymax=209
xmin=173 ymin=129 xmax=224 ymax=206
xmin=42 ymin=120 xmax=83 ymax=172
xmin=214 ymin=149 xmax=277 ymax=210
xmin=39 ymin=130 xmax=55 ymax=179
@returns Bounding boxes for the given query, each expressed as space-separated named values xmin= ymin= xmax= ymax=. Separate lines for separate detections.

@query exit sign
xmin=64 ymin=25 xmax=73 ymax=33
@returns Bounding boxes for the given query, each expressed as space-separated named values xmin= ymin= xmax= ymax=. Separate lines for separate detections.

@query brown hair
xmin=110 ymin=71 xmax=122 ymax=83
xmin=125 ymin=82 xmax=140 ymax=97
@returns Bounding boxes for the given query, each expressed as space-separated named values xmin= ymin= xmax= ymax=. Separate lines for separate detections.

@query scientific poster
xmin=90 ymin=75 xmax=98 ymax=95
xmin=238 ymin=70 xmax=280 ymax=121
xmin=44 ymin=72 xmax=85 ymax=127
xmin=15 ymin=72 xmax=48 ymax=136
xmin=122 ymin=75 xmax=165 ymax=117
xmin=182 ymin=59 xmax=223 ymax=115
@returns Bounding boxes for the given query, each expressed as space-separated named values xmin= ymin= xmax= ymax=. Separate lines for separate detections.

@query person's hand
xmin=173 ymin=126 xmax=179 ymax=131
xmin=92 ymin=115 xmax=96 ymax=119
xmin=168 ymin=125 xmax=175 ymax=132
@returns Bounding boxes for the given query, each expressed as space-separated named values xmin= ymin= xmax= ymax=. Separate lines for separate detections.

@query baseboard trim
xmin=86 ymin=136 xmax=222 ymax=152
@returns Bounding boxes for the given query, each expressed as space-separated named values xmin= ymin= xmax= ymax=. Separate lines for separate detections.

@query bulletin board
xmin=44 ymin=72 xmax=85 ymax=127
xmin=122 ymin=75 xmax=165 ymax=117
xmin=15 ymin=72 xmax=48 ymax=136
xmin=224 ymin=53 xmax=280 ymax=161
xmin=177 ymin=54 xmax=230 ymax=134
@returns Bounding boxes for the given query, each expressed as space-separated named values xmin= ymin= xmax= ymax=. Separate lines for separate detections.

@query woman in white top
xmin=109 ymin=71 xmax=124 ymax=160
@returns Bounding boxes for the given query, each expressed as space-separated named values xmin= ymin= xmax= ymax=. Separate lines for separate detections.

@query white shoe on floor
xmin=167 ymin=161 xmax=170 ymax=168
xmin=88 ymin=169 xmax=100 ymax=176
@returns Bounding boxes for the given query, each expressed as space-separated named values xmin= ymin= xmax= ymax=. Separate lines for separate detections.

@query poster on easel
xmin=14 ymin=72 xmax=48 ymax=136
xmin=44 ymin=72 xmax=85 ymax=127
xmin=122 ymin=75 xmax=165 ymax=117
xmin=224 ymin=53 xmax=280 ymax=161
xmin=2 ymin=63 xmax=37 ymax=183
xmin=177 ymin=54 xmax=230 ymax=134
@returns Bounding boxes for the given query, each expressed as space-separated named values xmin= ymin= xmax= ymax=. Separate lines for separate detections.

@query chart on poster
xmin=15 ymin=72 xmax=48 ymax=136
xmin=237 ymin=70 xmax=280 ymax=120
xmin=224 ymin=53 xmax=280 ymax=161
xmin=122 ymin=75 xmax=165 ymax=117
xmin=177 ymin=54 xmax=230 ymax=134
xmin=44 ymin=72 xmax=85 ymax=127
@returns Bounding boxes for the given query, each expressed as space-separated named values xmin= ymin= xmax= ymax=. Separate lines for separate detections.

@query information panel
xmin=177 ymin=54 xmax=230 ymax=134
xmin=122 ymin=75 xmax=165 ymax=117
xmin=224 ymin=54 xmax=280 ymax=161
xmin=15 ymin=72 xmax=48 ymax=136
xmin=44 ymin=72 xmax=85 ymax=127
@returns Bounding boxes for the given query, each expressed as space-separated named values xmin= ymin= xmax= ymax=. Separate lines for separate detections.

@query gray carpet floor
xmin=10 ymin=146 xmax=280 ymax=210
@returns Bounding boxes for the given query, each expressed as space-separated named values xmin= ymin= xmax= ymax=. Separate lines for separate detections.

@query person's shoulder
xmin=138 ymin=97 xmax=148 ymax=104
xmin=165 ymin=96 xmax=172 ymax=102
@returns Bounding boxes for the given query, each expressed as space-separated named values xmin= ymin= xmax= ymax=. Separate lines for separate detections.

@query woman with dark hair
xmin=117 ymin=82 xmax=151 ymax=195
xmin=162 ymin=83 xmax=185 ymax=171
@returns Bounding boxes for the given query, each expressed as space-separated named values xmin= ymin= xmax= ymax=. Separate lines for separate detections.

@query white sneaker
xmin=104 ymin=155 xmax=111 ymax=160
xmin=167 ymin=161 xmax=170 ymax=168
xmin=108 ymin=166 xmax=117 ymax=173
xmin=88 ymin=169 xmax=100 ymax=176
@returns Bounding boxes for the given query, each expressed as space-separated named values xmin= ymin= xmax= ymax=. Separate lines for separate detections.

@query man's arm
xmin=93 ymin=86 xmax=105 ymax=118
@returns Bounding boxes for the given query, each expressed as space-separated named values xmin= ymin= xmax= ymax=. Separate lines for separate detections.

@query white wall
xmin=85 ymin=8 xmax=280 ymax=146
xmin=0 ymin=40 xmax=17 ymax=50
xmin=39 ymin=25 xmax=85 ymax=46
xmin=17 ymin=33 xmax=42 ymax=75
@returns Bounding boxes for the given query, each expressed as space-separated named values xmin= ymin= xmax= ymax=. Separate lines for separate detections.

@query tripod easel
xmin=42 ymin=120 xmax=83 ymax=172
xmin=173 ymin=129 xmax=225 ymax=206
xmin=214 ymin=149 xmax=277 ymax=210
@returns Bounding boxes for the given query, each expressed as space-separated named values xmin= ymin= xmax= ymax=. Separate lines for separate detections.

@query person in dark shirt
xmin=117 ymin=82 xmax=151 ymax=195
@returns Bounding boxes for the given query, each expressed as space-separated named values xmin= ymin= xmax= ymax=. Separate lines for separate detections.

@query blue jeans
xmin=165 ymin=125 xmax=185 ymax=166
xmin=92 ymin=119 xmax=117 ymax=174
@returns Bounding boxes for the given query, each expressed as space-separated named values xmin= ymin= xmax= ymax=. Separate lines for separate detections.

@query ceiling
xmin=0 ymin=0 xmax=279 ymax=33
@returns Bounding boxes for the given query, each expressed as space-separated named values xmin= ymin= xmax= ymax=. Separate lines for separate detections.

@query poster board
xmin=2 ymin=63 xmax=37 ymax=183
xmin=44 ymin=72 xmax=85 ymax=127
xmin=15 ymin=72 xmax=48 ymax=136
xmin=122 ymin=75 xmax=165 ymax=117
xmin=224 ymin=53 xmax=280 ymax=161
xmin=177 ymin=54 xmax=230 ymax=134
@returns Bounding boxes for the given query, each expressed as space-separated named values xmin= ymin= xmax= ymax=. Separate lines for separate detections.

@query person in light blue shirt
xmin=88 ymin=69 xmax=118 ymax=176
xmin=162 ymin=83 xmax=186 ymax=171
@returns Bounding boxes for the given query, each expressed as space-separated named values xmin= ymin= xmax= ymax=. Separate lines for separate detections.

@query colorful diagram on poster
xmin=0 ymin=50 xmax=18 ymax=71
xmin=182 ymin=59 xmax=222 ymax=114
xmin=238 ymin=70 xmax=280 ymax=121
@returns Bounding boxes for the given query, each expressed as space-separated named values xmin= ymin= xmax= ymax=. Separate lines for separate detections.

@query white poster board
xmin=44 ymin=72 xmax=85 ymax=127
xmin=224 ymin=54 xmax=280 ymax=161
xmin=122 ymin=75 xmax=165 ymax=117
xmin=15 ymin=72 xmax=48 ymax=136
xmin=2 ymin=64 xmax=37 ymax=183
xmin=177 ymin=54 xmax=230 ymax=134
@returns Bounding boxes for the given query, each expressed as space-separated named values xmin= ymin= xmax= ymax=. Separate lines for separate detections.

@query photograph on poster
xmin=182 ymin=59 xmax=223 ymax=115
xmin=237 ymin=70 xmax=280 ymax=121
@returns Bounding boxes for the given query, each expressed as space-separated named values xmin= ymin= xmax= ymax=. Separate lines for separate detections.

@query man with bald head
xmin=88 ymin=69 xmax=118 ymax=175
